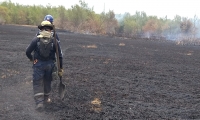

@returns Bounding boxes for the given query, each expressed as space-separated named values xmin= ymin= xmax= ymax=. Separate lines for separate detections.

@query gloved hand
xmin=58 ymin=69 xmax=64 ymax=77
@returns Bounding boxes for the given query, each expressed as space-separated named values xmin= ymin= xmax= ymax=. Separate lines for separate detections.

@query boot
xmin=34 ymin=93 xmax=44 ymax=111
xmin=44 ymin=95 xmax=51 ymax=103
xmin=35 ymin=102 xmax=44 ymax=112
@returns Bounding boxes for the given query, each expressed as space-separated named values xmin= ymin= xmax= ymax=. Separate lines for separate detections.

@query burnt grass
xmin=1 ymin=24 xmax=200 ymax=120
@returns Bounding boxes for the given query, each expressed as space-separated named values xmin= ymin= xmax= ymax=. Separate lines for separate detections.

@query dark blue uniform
xmin=26 ymin=36 xmax=63 ymax=105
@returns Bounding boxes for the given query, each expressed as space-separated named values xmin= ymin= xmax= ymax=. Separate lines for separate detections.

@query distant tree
xmin=142 ymin=16 xmax=159 ymax=37
xmin=133 ymin=11 xmax=148 ymax=34
xmin=0 ymin=6 xmax=10 ymax=24
xmin=191 ymin=15 xmax=199 ymax=38
xmin=123 ymin=13 xmax=138 ymax=37
xmin=0 ymin=1 xmax=17 ymax=23
xmin=83 ymin=11 xmax=103 ymax=34
xmin=18 ymin=9 xmax=26 ymax=24
xmin=104 ymin=10 xmax=118 ymax=36
xmin=156 ymin=17 xmax=170 ymax=36
xmin=67 ymin=0 xmax=93 ymax=32
xmin=118 ymin=11 xmax=148 ymax=38
xmin=90 ymin=12 xmax=107 ymax=34
xmin=55 ymin=5 xmax=67 ymax=29
xmin=2 ymin=0 xmax=200 ymax=40
xmin=165 ymin=15 xmax=182 ymax=39
xmin=180 ymin=18 xmax=193 ymax=34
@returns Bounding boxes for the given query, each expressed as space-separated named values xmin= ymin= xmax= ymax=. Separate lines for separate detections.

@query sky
xmin=1 ymin=0 xmax=200 ymax=19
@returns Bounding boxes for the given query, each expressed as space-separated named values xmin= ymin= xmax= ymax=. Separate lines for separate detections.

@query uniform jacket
xmin=26 ymin=37 xmax=63 ymax=69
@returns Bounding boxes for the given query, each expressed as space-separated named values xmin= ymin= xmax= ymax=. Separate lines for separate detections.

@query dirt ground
xmin=1 ymin=24 xmax=200 ymax=120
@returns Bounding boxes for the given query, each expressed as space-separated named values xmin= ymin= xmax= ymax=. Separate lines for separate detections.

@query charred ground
xmin=1 ymin=24 xmax=200 ymax=119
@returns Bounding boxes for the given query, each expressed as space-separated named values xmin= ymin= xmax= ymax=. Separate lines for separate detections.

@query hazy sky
xmin=2 ymin=0 xmax=200 ymax=19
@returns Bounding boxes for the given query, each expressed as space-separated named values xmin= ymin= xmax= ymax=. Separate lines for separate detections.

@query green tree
xmin=104 ymin=10 xmax=118 ymax=36
xmin=0 ymin=6 xmax=10 ymax=24
xmin=133 ymin=11 xmax=148 ymax=34
xmin=67 ymin=0 xmax=92 ymax=32
xmin=54 ymin=5 xmax=67 ymax=29
xmin=123 ymin=13 xmax=138 ymax=37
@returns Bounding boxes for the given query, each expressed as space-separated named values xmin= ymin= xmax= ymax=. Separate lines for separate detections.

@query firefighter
xmin=26 ymin=20 xmax=63 ymax=111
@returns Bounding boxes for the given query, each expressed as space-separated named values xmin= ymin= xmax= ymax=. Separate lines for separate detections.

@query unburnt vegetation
xmin=1 ymin=0 xmax=200 ymax=41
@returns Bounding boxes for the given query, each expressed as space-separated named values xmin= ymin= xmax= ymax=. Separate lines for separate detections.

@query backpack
xmin=37 ymin=37 xmax=54 ymax=60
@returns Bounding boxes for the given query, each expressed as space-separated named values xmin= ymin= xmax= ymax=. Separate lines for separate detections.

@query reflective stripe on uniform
xmin=34 ymin=93 xmax=44 ymax=97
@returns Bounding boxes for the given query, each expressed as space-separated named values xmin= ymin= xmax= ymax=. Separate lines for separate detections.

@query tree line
xmin=1 ymin=0 xmax=200 ymax=40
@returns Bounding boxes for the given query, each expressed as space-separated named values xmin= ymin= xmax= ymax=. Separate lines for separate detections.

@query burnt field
xmin=1 ymin=24 xmax=200 ymax=119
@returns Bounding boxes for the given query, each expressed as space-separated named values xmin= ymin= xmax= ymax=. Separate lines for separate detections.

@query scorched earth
xmin=0 ymin=24 xmax=200 ymax=119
